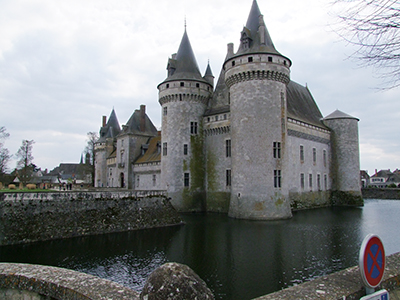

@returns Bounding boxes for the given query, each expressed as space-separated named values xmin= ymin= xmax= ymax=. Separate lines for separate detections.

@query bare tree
xmin=15 ymin=139 xmax=35 ymax=185
xmin=85 ymin=132 xmax=98 ymax=186
xmin=0 ymin=127 xmax=12 ymax=178
xmin=332 ymin=0 xmax=400 ymax=89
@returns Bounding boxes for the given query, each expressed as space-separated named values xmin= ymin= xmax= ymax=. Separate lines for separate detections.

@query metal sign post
xmin=359 ymin=234 xmax=389 ymax=299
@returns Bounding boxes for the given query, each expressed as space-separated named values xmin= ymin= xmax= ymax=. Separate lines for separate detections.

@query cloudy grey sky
xmin=0 ymin=0 xmax=399 ymax=174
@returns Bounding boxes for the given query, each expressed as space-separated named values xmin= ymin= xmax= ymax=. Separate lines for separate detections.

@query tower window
xmin=190 ymin=122 xmax=198 ymax=134
xmin=163 ymin=142 xmax=167 ymax=156
xmin=317 ymin=174 xmax=321 ymax=190
xmin=163 ymin=106 xmax=167 ymax=116
xmin=268 ymin=56 xmax=273 ymax=62
xmin=215 ymin=115 xmax=218 ymax=121
xmin=324 ymin=174 xmax=328 ymax=190
xmin=166 ymin=83 xmax=169 ymax=88
xmin=274 ymin=170 xmax=281 ymax=188
xmin=323 ymin=149 xmax=327 ymax=167
xmin=248 ymin=57 xmax=253 ymax=62
xmin=273 ymin=142 xmax=281 ymax=158
xmin=136 ymin=175 xmax=140 ymax=188
xmin=184 ymin=173 xmax=190 ymax=187
xmin=313 ymin=148 xmax=317 ymax=164
xmin=300 ymin=173 xmax=305 ymax=189
xmin=180 ymin=82 xmax=184 ymax=87
xmin=232 ymin=61 xmax=235 ymax=67
xmin=153 ymin=174 xmax=157 ymax=186
xmin=226 ymin=139 xmax=231 ymax=157
xmin=183 ymin=144 xmax=188 ymax=155
xmin=300 ymin=145 xmax=304 ymax=162
xmin=283 ymin=60 xmax=287 ymax=66
xmin=226 ymin=169 xmax=231 ymax=187
xmin=196 ymin=83 xmax=200 ymax=88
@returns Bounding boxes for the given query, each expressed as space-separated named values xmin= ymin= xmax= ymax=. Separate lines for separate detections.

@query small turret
xmin=203 ymin=61 xmax=214 ymax=87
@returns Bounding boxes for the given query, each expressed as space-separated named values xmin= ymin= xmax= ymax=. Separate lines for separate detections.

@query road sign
xmin=359 ymin=234 xmax=386 ymax=289
xmin=360 ymin=289 xmax=389 ymax=300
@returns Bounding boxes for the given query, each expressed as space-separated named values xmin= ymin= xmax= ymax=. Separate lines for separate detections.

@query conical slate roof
xmin=235 ymin=0 xmax=282 ymax=56
xmin=204 ymin=61 xmax=214 ymax=77
xmin=98 ymin=109 xmax=121 ymax=142
xmin=324 ymin=109 xmax=359 ymax=121
xmin=121 ymin=109 xmax=158 ymax=136
xmin=161 ymin=29 xmax=208 ymax=83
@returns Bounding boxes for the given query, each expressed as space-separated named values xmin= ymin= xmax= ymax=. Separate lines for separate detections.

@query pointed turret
xmin=203 ymin=61 xmax=214 ymax=87
xmin=161 ymin=29 xmax=208 ymax=83
xmin=98 ymin=109 xmax=121 ymax=142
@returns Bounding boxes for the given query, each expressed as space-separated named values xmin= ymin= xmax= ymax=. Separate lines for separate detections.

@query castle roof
xmin=204 ymin=61 xmax=214 ymax=77
xmin=161 ymin=29 xmax=208 ymax=84
xmin=234 ymin=0 xmax=284 ymax=58
xmin=323 ymin=109 xmax=359 ymax=121
xmin=120 ymin=107 xmax=158 ymax=136
xmin=134 ymin=135 xmax=161 ymax=164
xmin=287 ymin=81 xmax=327 ymax=128
xmin=98 ymin=109 xmax=121 ymax=142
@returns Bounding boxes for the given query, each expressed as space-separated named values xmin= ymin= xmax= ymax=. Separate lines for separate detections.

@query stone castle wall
xmin=0 ymin=191 xmax=182 ymax=246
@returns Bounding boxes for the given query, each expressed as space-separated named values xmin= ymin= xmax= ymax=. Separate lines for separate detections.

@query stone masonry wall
xmin=0 ymin=191 xmax=182 ymax=246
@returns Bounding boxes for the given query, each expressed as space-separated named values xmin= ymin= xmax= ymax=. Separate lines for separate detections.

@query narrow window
xmin=226 ymin=169 xmax=231 ymax=187
xmin=184 ymin=173 xmax=190 ymax=187
xmin=273 ymin=142 xmax=281 ymax=158
xmin=196 ymin=83 xmax=200 ymax=88
xmin=232 ymin=61 xmax=235 ymax=67
xmin=136 ymin=175 xmax=140 ymax=188
xmin=153 ymin=174 xmax=156 ymax=186
xmin=283 ymin=60 xmax=287 ymax=66
xmin=313 ymin=148 xmax=317 ymax=164
xmin=180 ymin=82 xmax=184 ymax=87
xmin=183 ymin=144 xmax=188 ymax=155
xmin=300 ymin=173 xmax=305 ymax=189
xmin=309 ymin=174 xmax=313 ymax=189
xmin=224 ymin=114 xmax=227 ymax=120
xmin=215 ymin=115 xmax=218 ymax=121
xmin=324 ymin=174 xmax=327 ymax=190
xmin=228 ymin=92 xmax=231 ymax=104
xmin=163 ymin=106 xmax=167 ymax=116
xmin=207 ymin=117 xmax=210 ymax=122
xmin=323 ymin=149 xmax=327 ymax=167
xmin=317 ymin=174 xmax=321 ymax=190
xmin=190 ymin=122 xmax=198 ymax=134
xmin=274 ymin=170 xmax=281 ymax=188
xmin=268 ymin=56 xmax=273 ymax=62
xmin=163 ymin=142 xmax=167 ymax=156
xmin=248 ymin=57 xmax=253 ymax=62
xmin=166 ymin=83 xmax=169 ymax=88
xmin=226 ymin=139 xmax=231 ymax=157
xmin=300 ymin=145 xmax=304 ymax=162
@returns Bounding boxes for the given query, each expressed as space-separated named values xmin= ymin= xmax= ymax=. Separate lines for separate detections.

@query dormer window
xmin=241 ymin=32 xmax=252 ymax=50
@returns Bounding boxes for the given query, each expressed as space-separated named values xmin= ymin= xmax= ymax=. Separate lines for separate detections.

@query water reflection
xmin=1 ymin=200 xmax=399 ymax=300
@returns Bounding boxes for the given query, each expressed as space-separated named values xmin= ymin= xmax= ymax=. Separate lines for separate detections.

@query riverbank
xmin=0 ymin=191 xmax=183 ymax=245
xmin=362 ymin=188 xmax=400 ymax=200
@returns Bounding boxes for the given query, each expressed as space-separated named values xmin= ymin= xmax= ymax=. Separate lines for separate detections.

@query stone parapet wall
xmin=362 ymin=188 xmax=400 ymax=200
xmin=254 ymin=251 xmax=400 ymax=300
xmin=0 ymin=191 xmax=182 ymax=246
xmin=0 ymin=263 xmax=140 ymax=300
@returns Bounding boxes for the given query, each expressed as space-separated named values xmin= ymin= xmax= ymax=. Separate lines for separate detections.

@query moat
xmin=1 ymin=199 xmax=399 ymax=300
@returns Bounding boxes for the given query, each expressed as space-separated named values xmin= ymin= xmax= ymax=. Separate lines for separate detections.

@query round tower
xmin=323 ymin=110 xmax=363 ymax=206
xmin=226 ymin=1 xmax=292 ymax=219
xmin=158 ymin=29 xmax=213 ymax=212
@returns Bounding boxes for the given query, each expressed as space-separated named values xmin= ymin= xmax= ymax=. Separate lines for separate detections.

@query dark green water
xmin=1 ymin=199 xmax=399 ymax=300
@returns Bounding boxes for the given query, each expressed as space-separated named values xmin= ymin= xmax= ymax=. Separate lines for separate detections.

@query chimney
xmin=227 ymin=43 xmax=234 ymax=57
xmin=140 ymin=105 xmax=146 ymax=132
xmin=102 ymin=116 xmax=107 ymax=127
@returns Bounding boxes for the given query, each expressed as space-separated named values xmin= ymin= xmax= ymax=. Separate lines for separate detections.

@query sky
xmin=0 ymin=0 xmax=399 ymax=175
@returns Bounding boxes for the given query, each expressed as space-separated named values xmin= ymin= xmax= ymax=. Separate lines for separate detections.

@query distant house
xmin=360 ymin=170 xmax=370 ymax=188
xmin=369 ymin=169 xmax=400 ymax=188
xmin=48 ymin=162 xmax=92 ymax=185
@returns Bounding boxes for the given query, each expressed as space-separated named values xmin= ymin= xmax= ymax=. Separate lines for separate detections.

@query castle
xmin=94 ymin=0 xmax=362 ymax=220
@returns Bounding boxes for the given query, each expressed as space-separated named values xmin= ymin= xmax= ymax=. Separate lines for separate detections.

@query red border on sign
xmin=359 ymin=234 xmax=385 ymax=288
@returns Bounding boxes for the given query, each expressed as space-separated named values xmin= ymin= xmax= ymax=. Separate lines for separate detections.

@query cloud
xmin=0 ymin=0 xmax=398 ymax=174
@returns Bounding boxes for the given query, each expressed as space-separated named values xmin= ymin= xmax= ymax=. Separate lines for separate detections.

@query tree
xmin=85 ymin=132 xmax=98 ymax=186
xmin=15 ymin=139 xmax=35 ymax=185
xmin=0 ymin=127 xmax=12 ymax=180
xmin=332 ymin=0 xmax=400 ymax=89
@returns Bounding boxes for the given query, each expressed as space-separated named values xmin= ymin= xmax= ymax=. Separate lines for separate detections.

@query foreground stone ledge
xmin=0 ymin=263 xmax=140 ymax=300
xmin=254 ymin=252 xmax=400 ymax=300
